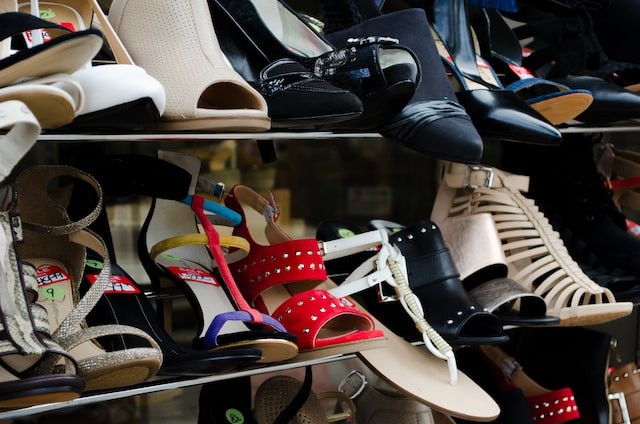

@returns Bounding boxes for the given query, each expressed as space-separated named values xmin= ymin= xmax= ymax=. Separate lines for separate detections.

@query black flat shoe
xmin=325 ymin=7 xmax=485 ymax=164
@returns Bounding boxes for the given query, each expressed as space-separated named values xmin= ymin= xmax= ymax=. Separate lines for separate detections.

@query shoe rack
xmin=2 ymin=122 xmax=640 ymax=423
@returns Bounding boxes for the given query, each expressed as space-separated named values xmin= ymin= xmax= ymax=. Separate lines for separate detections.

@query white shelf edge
xmin=38 ymin=131 xmax=384 ymax=142
xmin=0 ymin=353 xmax=356 ymax=420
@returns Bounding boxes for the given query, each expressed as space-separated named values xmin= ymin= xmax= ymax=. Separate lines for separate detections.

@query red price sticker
xmin=85 ymin=274 xmax=141 ymax=294
xmin=167 ymin=267 xmax=220 ymax=286
xmin=36 ymin=265 xmax=71 ymax=287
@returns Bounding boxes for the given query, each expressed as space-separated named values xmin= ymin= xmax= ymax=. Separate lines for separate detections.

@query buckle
xmin=500 ymin=357 xmax=521 ymax=381
xmin=464 ymin=166 xmax=494 ymax=189
xmin=338 ymin=370 xmax=367 ymax=399
xmin=345 ymin=36 xmax=399 ymax=47
xmin=609 ymin=392 xmax=631 ymax=424
xmin=196 ymin=177 xmax=226 ymax=202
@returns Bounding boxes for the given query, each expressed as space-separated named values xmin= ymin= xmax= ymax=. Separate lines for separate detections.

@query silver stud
xmin=286 ymin=308 xmax=292 ymax=314
xmin=319 ymin=264 xmax=324 ymax=269
xmin=431 ymin=224 xmax=436 ymax=230
xmin=407 ymin=234 xmax=414 ymax=239
xmin=243 ymin=265 xmax=248 ymax=271
xmin=421 ymin=227 xmax=427 ymax=233
xmin=396 ymin=237 xmax=403 ymax=242
xmin=285 ymin=265 xmax=291 ymax=271
xmin=446 ymin=319 xmax=454 ymax=325
xmin=249 ymin=278 xmax=255 ymax=284
xmin=298 ymin=264 xmax=305 ymax=270
xmin=534 ymin=404 xmax=539 ymax=409
xmin=271 ymin=255 xmax=276 ymax=261
xmin=275 ymin=268 xmax=281 ymax=274
xmin=303 ymin=328 xmax=310 ymax=333
xmin=457 ymin=311 xmax=463 ymax=316
xmin=309 ymin=296 xmax=315 ymax=301
xmin=470 ymin=305 xmax=476 ymax=310
xmin=310 ymin=315 xmax=318 ymax=321
xmin=295 ymin=250 xmax=301 ymax=256
xmin=558 ymin=409 xmax=564 ymax=414
xmin=554 ymin=400 xmax=559 ymax=405
xmin=257 ymin=275 xmax=262 ymax=281
xmin=283 ymin=253 xmax=289 ymax=259
xmin=330 ymin=303 xmax=336 ymax=308
xmin=260 ymin=258 xmax=266 ymax=263
xmin=264 ymin=272 xmax=270 ymax=278
xmin=624 ymin=372 xmax=630 ymax=378
xmin=320 ymin=308 xmax=326 ymax=312
xmin=310 ymin=263 xmax=316 ymax=270
xmin=297 ymin=301 xmax=304 ymax=306
xmin=277 ymin=316 xmax=283 ymax=321
xmin=307 ymin=250 xmax=313 ymax=255
xmin=322 ymin=295 xmax=327 ymax=299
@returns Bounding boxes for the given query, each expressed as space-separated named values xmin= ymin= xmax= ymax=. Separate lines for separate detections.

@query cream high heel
xmin=430 ymin=161 xmax=634 ymax=327
xmin=108 ymin=0 xmax=271 ymax=132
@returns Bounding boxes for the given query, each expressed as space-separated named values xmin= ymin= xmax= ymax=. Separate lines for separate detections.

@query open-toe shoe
xmin=223 ymin=184 xmax=387 ymax=360
xmin=108 ymin=0 xmax=271 ymax=132
xmin=224 ymin=185 xmax=501 ymax=422
xmin=318 ymin=218 xmax=510 ymax=346
xmin=0 ymin=73 xmax=84 ymax=129
xmin=0 ymin=212 xmax=85 ymax=408
xmin=454 ymin=344 xmax=581 ymax=424
xmin=138 ymin=150 xmax=298 ymax=364
xmin=8 ymin=165 xmax=163 ymax=392
xmin=70 ymin=154 xmax=265 ymax=376
xmin=430 ymin=161 xmax=634 ymax=327
xmin=436 ymin=214 xmax=560 ymax=328
xmin=17 ymin=0 xmax=166 ymax=131
xmin=0 ymin=1 xmax=102 ymax=87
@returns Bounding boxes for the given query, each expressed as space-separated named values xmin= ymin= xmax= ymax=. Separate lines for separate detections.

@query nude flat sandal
xmin=108 ymin=0 xmax=271 ymax=132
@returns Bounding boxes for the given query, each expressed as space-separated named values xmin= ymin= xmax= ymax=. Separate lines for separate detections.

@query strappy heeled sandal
xmin=72 ymin=154 xmax=264 ymax=376
xmin=8 ymin=165 xmax=163 ymax=392
xmin=224 ymin=185 xmax=502 ymax=422
xmin=138 ymin=150 xmax=299 ymax=364
xmin=454 ymin=344 xmax=581 ymax=424
xmin=436 ymin=214 xmax=560 ymax=328
xmin=430 ymin=162 xmax=634 ymax=327
xmin=17 ymin=0 xmax=166 ymax=131
xmin=223 ymin=184 xmax=387 ymax=360
xmin=0 ymin=0 xmax=102 ymax=87
xmin=319 ymin=218 xmax=510 ymax=346
xmin=0 ymin=212 xmax=85 ymax=408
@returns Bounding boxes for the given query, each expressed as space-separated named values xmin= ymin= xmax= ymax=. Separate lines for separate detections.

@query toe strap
xmin=203 ymin=310 xmax=287 ymax=349
xmin=271 ymin=289 xmax=378 ymax=351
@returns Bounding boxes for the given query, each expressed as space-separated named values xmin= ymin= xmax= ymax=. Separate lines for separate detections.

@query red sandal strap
xmin=271 ymin=289 xmax=378 ymax=351
xmin=526 ymin=387 xmax=580 ymax=424
xmin=231 ymin=239 xmax=328 ymax=305
xmin=191 ymin=195 xmax=263 ymax=324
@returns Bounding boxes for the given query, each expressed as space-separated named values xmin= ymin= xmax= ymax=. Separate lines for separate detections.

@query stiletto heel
xmin=138 ymin=150 xmax=299 ymax=364
xmin=72 ymin=154 xmax=264 ymax=376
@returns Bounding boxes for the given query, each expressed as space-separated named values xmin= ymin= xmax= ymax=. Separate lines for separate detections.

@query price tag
xmin=167 ymin=266 xmax=220 ymax=286
xmin=36 ymin=265 xmax=70 ymax=302
xmin=39 ymin=285 xmax=65 ymax=302
xmin=85 ymin=274 xmax=141 ymax=294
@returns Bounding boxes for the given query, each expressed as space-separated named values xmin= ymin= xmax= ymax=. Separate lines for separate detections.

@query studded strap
xmin=526 ymin=387 xmax=580 ymax=424
xmin=230 ymin=238 xmax=328 ymax=307
xmin=271 ymin=289 xmax=375 ymax=351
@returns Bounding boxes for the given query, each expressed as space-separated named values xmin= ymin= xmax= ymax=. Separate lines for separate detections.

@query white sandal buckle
xmin=464 ymin=165 xmax=494 ymax=189
xmin=338 ymin=370 xmax=368 ymax=400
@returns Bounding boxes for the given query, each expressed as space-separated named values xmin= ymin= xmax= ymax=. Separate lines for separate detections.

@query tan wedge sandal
xmin=430 ymin=162 xmax=633 ymax=327
xmin=108 ymin=0 xmax=271 ymax=132
xmin=8 ymin=165 xmax=163 ymax=392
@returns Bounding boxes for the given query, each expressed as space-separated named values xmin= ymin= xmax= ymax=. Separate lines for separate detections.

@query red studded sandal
xmin=223 ymin=184 xmax=387 ymax=360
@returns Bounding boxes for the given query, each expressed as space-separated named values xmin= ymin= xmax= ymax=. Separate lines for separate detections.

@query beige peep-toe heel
xmin=108 ymin=0 xmax=270 ymax=131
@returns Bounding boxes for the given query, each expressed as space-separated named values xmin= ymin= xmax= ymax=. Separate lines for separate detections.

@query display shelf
xmin=0 ymin=352 xmax=357 ymax=420
xmin=38 ymin=131 xmax=384 ymax=142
